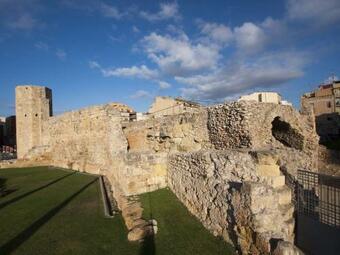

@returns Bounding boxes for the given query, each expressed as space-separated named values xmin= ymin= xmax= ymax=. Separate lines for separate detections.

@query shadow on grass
xmin=139 ymin=189 xmax=156 ymax=255
xmin=0 ymin=172 xmax=75 ymax=210
xmin=139 ymin=234 xmax=156 ymax=255
xmin=0 ymin=178 xmax=17 ymax=198
xmin=0 ymin=177 xmax=98 ymax=255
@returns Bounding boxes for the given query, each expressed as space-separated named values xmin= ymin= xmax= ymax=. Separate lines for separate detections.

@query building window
xmin=258 ymin=94 xmax=262 ymax=102
xmin=327 ymin=101 xmax=331 ymax=108
xmin=336 ymin=98 xmax=340 ymax=107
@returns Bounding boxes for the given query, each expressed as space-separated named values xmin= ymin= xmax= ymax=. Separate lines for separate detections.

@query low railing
xmin=0 ymin=146 xmax=17 ymax=160
xmin=297 ymin=169 xmax=340 ymax=227
xmin=0 ymin=145 xmax=16 ymax=154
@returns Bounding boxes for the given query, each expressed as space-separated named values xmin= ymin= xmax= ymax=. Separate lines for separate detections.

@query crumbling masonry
xmin=9 ymin=85 xmax=319 ymax=254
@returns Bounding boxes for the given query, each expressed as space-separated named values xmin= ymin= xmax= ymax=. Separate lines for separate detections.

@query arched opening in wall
xmin=271 ymin=116 xmax=304 ymax=150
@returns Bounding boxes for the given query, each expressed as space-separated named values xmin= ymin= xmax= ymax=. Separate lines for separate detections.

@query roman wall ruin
xmin=168 ymin=151 xmax=295 ymax=254
xmin=15 ymin=86 xmax=52 ymax=158
xmin=12 ymin=85 xmax=319 ymax=254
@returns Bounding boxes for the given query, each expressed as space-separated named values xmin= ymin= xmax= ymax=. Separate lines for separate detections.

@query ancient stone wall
xmin=208 ymin=101 xmax=319 ymax=176
xmin=208 ymin=102 xmax=251 ymax=149
xmin=14 ymin=86 xmax=319 ymax=251
xmin=208 ymin=101 xmax=318 ymax=150
xmin=318 ymin=145 xmax=340 ymax=176
xmin=35 ymin=104 xmax=127 ymax=175
xmin=148 ymin=96 xmax=201 ymax=118
xmin=119 ymin=109 xmax=210 ymax=195
xmin=21 ymin=101 xmax=169 ymax=196
xmin=168 ymin=150 xmax=258 ymax=237
xmin=123 ymin=109 xmax=210 ymax=153
xmin=15 ymin=86 xmax=52 ymax=158
xmin=168 ymin=150 xmax=295 ymax=254
xmin=107 ymin=152 xmax=168 ymax=196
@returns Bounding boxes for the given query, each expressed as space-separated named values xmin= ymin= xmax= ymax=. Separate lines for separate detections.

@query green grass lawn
xmin=0 ymin=167 xmax=234 ymax=255
xmin=139 ymin=189 xmax=235 ymax=255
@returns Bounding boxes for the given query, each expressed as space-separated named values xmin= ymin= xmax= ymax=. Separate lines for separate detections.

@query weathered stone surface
xmin=168 ymin=150 xmax=296 ymax=255
xmin=207 ymin=101 xmax=319 ymax=176
xmin=127 ymin=226 xmax=150 ymax=241
xmin=16 ymin=86 xmax=52 ymax=159
xmin=123 ymin=109 xmax=210 ymax=153
xmin=257 ymin=164 xmax=281 ymax=176
xmin=110 ymin=152 xmax=168 ymax=196
xmin=318 ymin=145 xmax=340 ymax=176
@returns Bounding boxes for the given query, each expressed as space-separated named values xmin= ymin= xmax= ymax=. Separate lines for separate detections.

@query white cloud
xmin=130 ymin=90 xmax=152 ymax=99
xmin=100 ymin=3 xmax=123 ymax=19
xmin=108 ymin=35 xmax=123 ymax=43
xmin=324 ymin=75 xmax=339 ymax=84
xmin=142 ymin=32 xmax=220 ymax=76
xmin=109 ymin=18 xmax=309 ymax=99
xmin=89 ymin=61 xmax=101 ymax=69
xmin=0 ymin=0 xmax=42 ymax=31
xmin=140 ymin=2 xmax=180 ymax=22
xmin=7 ymin=13 xmax=38 ymax=30
xmin=158 ymin=81 xmax=171 ymax=89
xmin=132 ymin=25 xmax=140 ymax=33
xmin=90 ymin=1 xmax=324 ymax=102
xmin=100 ymin=65 xmax=159 ymax=79
xmin=286 ymin=0 xmax=340 ymax=25
xmin=89 ymin=61 xmax=171 ymax=89
xmin=177 ymin=52 xmax=306 ymax=100
xmin=199 ymin=22 xmax=233 ymax=45
xmin=35 ymin=41 xmax=49 ymax=51
xmin=234 ymin=22 xmax=266 ymax=54
xmin=89 ymin=61 xmax=157 ymax=80
xmin=56 ymin=49 xmax=67 ymax=60
xmin=61 ymin=0 xmax=127 ymax=20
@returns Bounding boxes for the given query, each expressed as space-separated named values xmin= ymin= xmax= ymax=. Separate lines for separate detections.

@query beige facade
xmin=301 ymin=82 xmax=340 ymax=116
xmin=148 ymin=96 xmax=201 ymax=118
xmin=301 ymin=81 xmax=340 ymax=139
xmin=238 ymin=92 xmax=283 ymax=104
xmin=301 ymin=95 xmax=334 ymax=116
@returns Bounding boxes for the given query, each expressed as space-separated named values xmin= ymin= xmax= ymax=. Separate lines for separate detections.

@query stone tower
xmin=16 ymin=85 xmax=53 ymax=159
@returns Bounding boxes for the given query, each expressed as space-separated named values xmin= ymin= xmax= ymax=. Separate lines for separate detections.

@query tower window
xmin=35 ymin=114 xmax=38 ymax=117
xmin=24 ymin=114 xmax=27 ymax=117
xmin=327 ymin=101 xmax=331 ymax=108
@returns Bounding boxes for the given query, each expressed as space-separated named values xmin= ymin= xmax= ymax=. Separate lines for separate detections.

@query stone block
xmin=254 ymin=151 xmax=279 ymax=165
xmin=172 ymin=123 xmax=184 ymax=138
xmin=257 ymin=164 xmax=281 ymax=177
xmin=263 ymin=175 xmax=285 ymax=188
xmin=152 ymin=163 xmax=167 ymax=176
xmin=128 ymin=226 xmax=153 ymax=241
xmin=279 ymin=204 xmax=294 ymax=222
xmin=278 ymin=187 xmax=292 ymax=205
xmin=126 ymin=130 xmax=147 ymax=151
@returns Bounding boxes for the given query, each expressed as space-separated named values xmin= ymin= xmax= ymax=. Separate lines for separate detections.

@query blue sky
xmin=0 ymin=0 xmax=340 ymax=116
